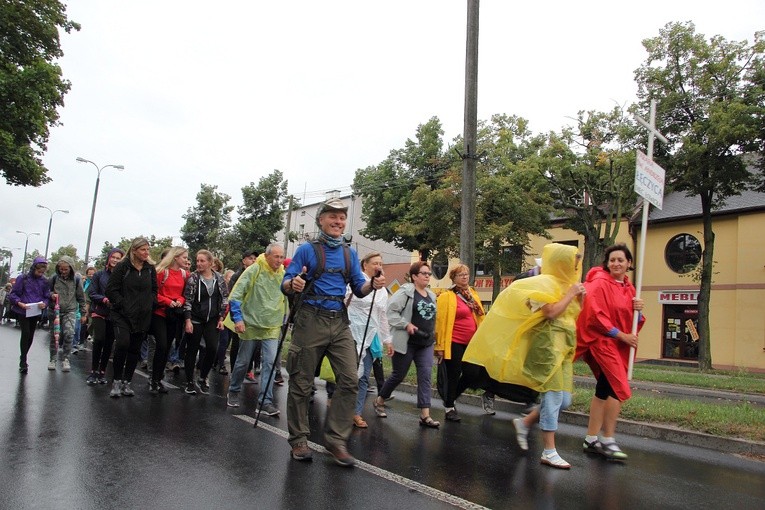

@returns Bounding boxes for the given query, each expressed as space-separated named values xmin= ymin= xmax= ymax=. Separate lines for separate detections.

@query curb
xmin=394 ymin=383 xmax=765 ymax=457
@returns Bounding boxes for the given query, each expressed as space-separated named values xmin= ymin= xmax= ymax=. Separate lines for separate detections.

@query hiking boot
xmin=120 ymin=381 xmax=135 ymax=397
xmin=326 ymin=443 xmax=356 ymax=467
xmin=291 ymin=443 xmax=313 ymax=461
xmin=481 ymin=393 xmax=496 ymax=415
xmin=197 ymin=378 xmax=210 ymax=395
xmin=86 ymin=372 xmax=98 ymax=385
xmin=261 ymin=403 xmax=280 ymax=416
xmin=48 ymin=359 xmax=56 ymax=371
xmin=62 ymin=358 xmax=71 ymax=372
xmin=513 ymin=418 xmax=529 ymax=451
xmin=227 ymin=392 xmax=240 ymax=407
xmin=149 ymin=380 xmax=159 ymax=395
xmin=110 ymin=380 xmax=122 ymax=398
xmin=185 ymin=382 xmax=197 ymax=395
xmin=97 ymin=372 xmax=108 ymax=384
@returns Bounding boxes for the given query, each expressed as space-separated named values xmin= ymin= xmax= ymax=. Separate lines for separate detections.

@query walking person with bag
xmin=8 ymin=257 xmax=49 ymax=373
xmin=282 ymin=198 xmax=385 ymax=466
xmin=374 ymin=261 xmax=440 ymax=429
xmin=434 ymin=263 xmax=486 ymax=422
xmin=149 ymin=247 xmax=189 ymax=394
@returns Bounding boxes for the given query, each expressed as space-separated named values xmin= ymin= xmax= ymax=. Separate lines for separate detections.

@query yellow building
xmin=521 ymin=191 xmax=765 ymax=372
xmin=430 ymin=189 xmax=765 ymax=372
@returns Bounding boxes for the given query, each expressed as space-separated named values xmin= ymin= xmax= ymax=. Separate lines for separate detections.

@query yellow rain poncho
xmin=462 ymin=243 xmax=582 ymax=393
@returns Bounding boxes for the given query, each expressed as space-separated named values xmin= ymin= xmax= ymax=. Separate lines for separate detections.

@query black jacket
xmin=183 ymin=271 xmax=228 ymax=323
xmin=106 ymin=258 xmax=157 ymax=333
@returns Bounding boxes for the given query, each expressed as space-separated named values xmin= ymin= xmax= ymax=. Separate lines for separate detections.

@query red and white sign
xmin=635 ymin=150 xmax=666 ymax=210
xmin=658 ymin=290 xmax=699 ymax=305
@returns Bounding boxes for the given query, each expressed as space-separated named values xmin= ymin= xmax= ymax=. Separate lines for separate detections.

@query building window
xmin=665 ymin=234 xmax=702 ymax=274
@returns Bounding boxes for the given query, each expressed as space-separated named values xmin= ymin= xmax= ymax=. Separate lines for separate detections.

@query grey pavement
xmin=2 ymin=322 xmax=765 ymax=510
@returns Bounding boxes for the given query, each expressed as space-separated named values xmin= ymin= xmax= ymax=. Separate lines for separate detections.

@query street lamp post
xmin=16 ymin=231 xmax=41 ymax=273
xmin=76 ymin=157 xmax=124 ymax=269
xmin=37 ymin=204 xmax=69 ymax=259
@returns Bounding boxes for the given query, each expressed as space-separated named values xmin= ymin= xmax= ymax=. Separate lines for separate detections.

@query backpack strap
xmin=305 ymin=240 xmax=352 ymax=303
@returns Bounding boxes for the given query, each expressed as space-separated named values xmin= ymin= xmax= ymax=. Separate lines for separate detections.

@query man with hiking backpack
xmin=282 ymin=197 xmax=386 ymax=466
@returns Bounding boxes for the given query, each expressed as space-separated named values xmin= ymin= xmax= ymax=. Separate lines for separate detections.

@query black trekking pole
xmin=254 ymin=272 xmax=308 ymax=428
xmin=357 ymin=270 xmax=382 ymax=369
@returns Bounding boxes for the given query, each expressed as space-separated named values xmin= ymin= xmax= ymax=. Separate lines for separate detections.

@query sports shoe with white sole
xmin=513 ymin=418 xmax=529 ymax=451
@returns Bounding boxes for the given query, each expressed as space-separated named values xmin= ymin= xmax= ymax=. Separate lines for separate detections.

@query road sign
xmin=635 ymin=150 xmax=666 ymax=210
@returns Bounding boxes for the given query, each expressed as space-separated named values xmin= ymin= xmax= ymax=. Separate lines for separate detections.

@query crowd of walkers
xmin=4 ymin=198 xmax=644 ymax=470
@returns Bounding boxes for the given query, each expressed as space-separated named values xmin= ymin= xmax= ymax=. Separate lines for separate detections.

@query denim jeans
xmin=355 ymin=348 xmax=373 ymax=415
xmin=379 ymin=343 xmax=434 ymax=409
xmin=539 ymin=390 xmax=572 ymax=432
xmin=229 ymin=339 xmax=278 ymax=405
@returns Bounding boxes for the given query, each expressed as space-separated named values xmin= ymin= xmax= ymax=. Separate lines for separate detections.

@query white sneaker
xmin=110 ymin=380 xmax=121 ymax=398
xmin=513 ymin=418 xmax=529 ymax=451
xmin=62 ymin=358 xmax=71 ymax=372
xmin=48 ymin=359 xmax=56 ymax=371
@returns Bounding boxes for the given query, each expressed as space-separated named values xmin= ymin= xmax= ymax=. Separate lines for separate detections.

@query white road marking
xmin=233 ymin=414 xmax=489 ymax=510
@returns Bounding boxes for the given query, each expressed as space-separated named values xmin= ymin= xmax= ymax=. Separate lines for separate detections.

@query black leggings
xmin=595 ymin=371 xmax=619 ymax=400
xmin=150 ymin=313 xmax=182 ymax=382
xmin=439 ymin=342 xmax=468 ymax=408
xmin=90 ymin=317 xmax=115 ymax=373
xmin=185 ymin=319 xmax=220 ymax=382
xmin=112 ymin=324 xmax=146 ymax=382
xmin=18 ymin=314 xmax=40 ymax=367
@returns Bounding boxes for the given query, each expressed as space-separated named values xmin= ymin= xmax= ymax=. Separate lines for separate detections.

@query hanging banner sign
xmin=635 ymin=150 xmax=666 ymax=210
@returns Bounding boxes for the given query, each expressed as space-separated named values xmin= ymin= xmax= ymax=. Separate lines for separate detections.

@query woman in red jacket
xmin=576 ymin=243 xmax=644 ymax=461
xmin=149 ymin=247 xmax=189 ymax=394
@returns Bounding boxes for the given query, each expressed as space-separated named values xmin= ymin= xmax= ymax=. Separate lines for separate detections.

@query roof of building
xmin=645 ymin=187 xmax=765 ymax=224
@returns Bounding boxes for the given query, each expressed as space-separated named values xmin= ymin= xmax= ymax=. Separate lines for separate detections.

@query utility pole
xmin=283 ymin=194 xmax=294 ymax=253
xmin=460 ymin=0 xmax=479 ymax=283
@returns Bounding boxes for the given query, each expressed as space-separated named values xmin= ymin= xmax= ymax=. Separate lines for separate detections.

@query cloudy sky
xmin=2 ymin=0 xmax=763 ymax=269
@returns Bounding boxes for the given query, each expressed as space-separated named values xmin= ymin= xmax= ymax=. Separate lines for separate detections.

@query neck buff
xmin=319 ymin=231 xmax=344 ymax=248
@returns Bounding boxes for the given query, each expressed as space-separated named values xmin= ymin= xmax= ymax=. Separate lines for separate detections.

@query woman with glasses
xmin=434 ymin=264 xmax=485 ymax=422
xmin=374 ymin=261 xmax=440 ymax=428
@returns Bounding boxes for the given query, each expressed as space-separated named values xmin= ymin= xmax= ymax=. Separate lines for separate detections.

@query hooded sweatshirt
xmin=50 ymin=256 xmax=86 ymax=314
xmin=89 ymin=248 xmax=125 ymax=319
xmin=8 ymin=257 xmax=50 ymax=316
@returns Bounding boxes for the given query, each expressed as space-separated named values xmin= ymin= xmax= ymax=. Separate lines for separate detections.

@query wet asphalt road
xmin=1 ymin=323 xmax=764 ymax=510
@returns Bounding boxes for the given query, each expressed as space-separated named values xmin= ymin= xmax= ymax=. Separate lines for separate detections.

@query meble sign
xmin=635 ymin=150 xmax=665 ymax=210
xmin=658 ymin=290 xmax=699 ymax=305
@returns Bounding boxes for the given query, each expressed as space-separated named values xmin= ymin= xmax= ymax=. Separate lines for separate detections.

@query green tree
xmin=353 ymin=117 xmax=459 ymax=260
xmin=0 ymin=0 xmax=80 ymax=186
xmin=230 ymin=170 xmax=290 ymax=260
xmin=473 ymin=114 xmax=552 ymax=299
xmin=180 ymin=184 xmax=233 ymax=258
xmin=47 ymin=244 xmax=81 ymax=274
xmin=634 ymin=22 xmax=765 ymax=370
xmin=94 ymin=236 xmax=173 ymax=269
xmin=536 ymin=107 xmax=641 ymax=273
